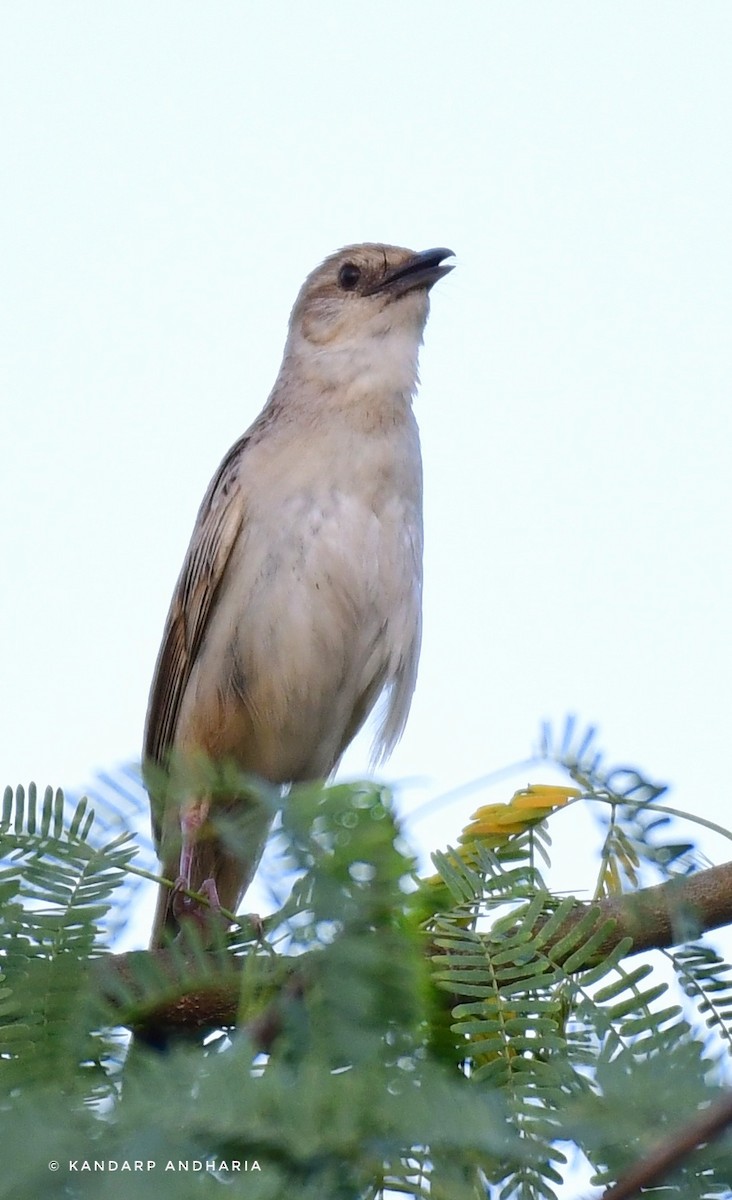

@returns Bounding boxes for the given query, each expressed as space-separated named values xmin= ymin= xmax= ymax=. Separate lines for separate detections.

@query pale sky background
xmin=2 ymin=3 xmax=732 ymax=937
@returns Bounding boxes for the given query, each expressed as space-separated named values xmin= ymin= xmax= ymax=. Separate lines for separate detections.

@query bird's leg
xmin=171 ymin=796 xmax=224 ymax=935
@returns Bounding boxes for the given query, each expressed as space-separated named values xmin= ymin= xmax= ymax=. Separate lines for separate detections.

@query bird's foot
xmin=171 ymin=876 xmax=229 ymax=944
xmin=238 ymin=911 xmax=265 ymax=940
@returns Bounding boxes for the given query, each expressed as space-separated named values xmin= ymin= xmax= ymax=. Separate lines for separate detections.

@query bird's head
xmin=283 ymin=243 xmax=454 ymax=397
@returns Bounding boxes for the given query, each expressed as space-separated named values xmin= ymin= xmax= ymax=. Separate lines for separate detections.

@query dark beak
xmin=367 ymin=247 xmax=455 ymax=297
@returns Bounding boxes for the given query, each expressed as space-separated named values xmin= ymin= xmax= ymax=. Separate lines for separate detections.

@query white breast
xmin=199 ymin=413 xmax=423 ymax=780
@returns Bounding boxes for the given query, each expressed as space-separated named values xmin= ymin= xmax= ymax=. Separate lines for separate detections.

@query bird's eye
xmin=338 ymin=262 xmax=361 ymax=291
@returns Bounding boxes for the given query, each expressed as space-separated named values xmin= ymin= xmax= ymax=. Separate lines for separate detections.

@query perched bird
xmin=144 ymin=242 xmax=454 ymax=948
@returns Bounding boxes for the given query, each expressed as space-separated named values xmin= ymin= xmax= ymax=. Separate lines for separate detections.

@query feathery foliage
xmin=1 ymin=720 xmax=732 ymax=1199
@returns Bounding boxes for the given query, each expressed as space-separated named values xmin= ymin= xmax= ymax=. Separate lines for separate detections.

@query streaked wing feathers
xmin=143 ymin=435 xmax=249 ymax=788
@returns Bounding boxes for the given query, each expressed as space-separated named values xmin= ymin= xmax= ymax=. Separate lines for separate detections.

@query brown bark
xmin=539 ymin=859 xmax=732 ymax=965
xmin=100 ymin=859 xmax=732 ymax=1040
xmin=589 ymin=1089 xmax=732 ymax=1200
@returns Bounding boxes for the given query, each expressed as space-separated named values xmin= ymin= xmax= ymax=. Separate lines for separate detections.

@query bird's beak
xmin=366 ymin=247 xmax=456 ymax=297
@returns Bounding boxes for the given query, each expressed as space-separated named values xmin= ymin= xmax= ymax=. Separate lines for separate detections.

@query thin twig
xmin=588 ymin=1090 xmax=732 ymax=1200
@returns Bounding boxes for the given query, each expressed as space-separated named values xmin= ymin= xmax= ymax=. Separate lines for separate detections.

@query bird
xmin=143 ymin=242 xmax=454 ymax=948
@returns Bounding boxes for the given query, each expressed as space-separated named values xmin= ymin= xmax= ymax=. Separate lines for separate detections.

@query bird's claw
xmin=171 ymin=876 xmax=228 ymax=943
xmin=240 ymin=911 xmax=265 ymax=940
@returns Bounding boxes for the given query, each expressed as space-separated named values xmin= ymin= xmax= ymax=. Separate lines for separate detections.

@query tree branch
xmin=101 ymin=859 xmax=732 ymax=1038
xmin=548 ymin=858 xmax=732 ymax=962
xmin=587 ymin=1089 xmax=732 ymax=1200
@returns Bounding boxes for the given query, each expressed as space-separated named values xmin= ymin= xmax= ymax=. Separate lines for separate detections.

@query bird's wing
xmin=143 ymin=434 xmax=249 ymax=797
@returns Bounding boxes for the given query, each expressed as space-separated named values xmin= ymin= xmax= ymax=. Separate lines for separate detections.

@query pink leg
xmin=177 ymin=795 xmax=210 ymax=888
xmin=171 ymin=797 xmax=224 ymax=934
